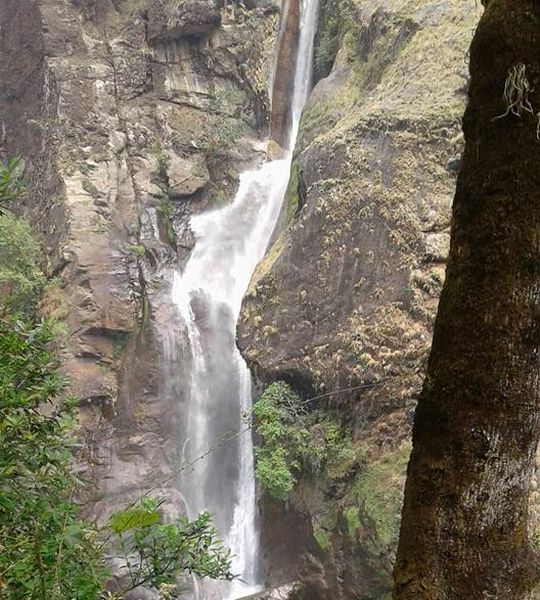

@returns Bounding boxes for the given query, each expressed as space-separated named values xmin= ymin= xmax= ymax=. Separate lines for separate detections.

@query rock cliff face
xmin=239 ymin=1 xmax=481 ymax=597
xmin=4 ymin=1 xmax=523 ymax=599
xmin=0 ymin=0 xmax=280 ymax=515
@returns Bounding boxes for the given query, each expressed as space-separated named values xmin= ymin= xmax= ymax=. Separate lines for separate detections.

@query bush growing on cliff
xmin=203 ymin=116 xmax=242 ymax=161
xmin=0 ymin=161 xmax=44 ymax=315
xmin=253 ymin=381 xmax=357 ymax=500
xmin=0 ymin=318 xmax=107 ymax=599
xmin=0 ymin=158 xmax=24 ymax=214
xmin=313 ymin=10 xmax=340 ymax=81
xmin=0 ymin=212 xmax=45 ymax=314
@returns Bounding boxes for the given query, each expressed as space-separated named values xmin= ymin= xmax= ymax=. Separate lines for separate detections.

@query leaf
xmin=109 ymin=508 xmax=160 ymax=534
xmin=63 ymin=523 xmax=83 ymax=547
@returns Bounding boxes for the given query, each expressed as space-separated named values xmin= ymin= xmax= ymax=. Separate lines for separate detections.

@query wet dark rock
xmin=271 ymin=0 xmax=300 ymax=148
xmin=147 ymin=0 xmax=221 ymax=41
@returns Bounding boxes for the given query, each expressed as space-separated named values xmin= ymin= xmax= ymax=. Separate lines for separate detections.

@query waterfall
xmin=169 ymin=0 xmax=319 ymax=597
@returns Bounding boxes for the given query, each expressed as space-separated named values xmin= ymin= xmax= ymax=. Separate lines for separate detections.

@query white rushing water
xmin=170 ymin=1 xmax=319 ymax=597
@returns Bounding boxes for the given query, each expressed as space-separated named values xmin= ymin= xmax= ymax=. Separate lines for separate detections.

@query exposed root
xmin=494 ymin=63 xmax=534 ymax=120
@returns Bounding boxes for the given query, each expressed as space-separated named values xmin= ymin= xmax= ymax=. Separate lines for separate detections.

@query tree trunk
xmin=393 ymin=2 xmax=540 ymax=599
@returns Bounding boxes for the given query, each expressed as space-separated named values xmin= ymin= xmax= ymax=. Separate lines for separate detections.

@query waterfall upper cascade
xmin=169 ymin=0 xmax=319 ymax=597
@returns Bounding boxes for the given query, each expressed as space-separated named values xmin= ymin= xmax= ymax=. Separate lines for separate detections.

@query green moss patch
xmin=314 ymin=528 xmax=331 ymax=552
xmin=351 ymin=440 xmax=411 ymax=552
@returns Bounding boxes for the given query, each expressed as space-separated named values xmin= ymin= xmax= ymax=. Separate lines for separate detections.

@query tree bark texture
xmin=393 ymin=2 xmax=540 ymax=599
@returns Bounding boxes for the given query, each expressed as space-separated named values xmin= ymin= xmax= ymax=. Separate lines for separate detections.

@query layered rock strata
xmin=0 ymin=0 xmax=280 ymax=516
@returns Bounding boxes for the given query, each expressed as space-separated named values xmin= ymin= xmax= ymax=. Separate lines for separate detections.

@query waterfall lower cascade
xmin=169 ymin=1 xmax=319 ymax=598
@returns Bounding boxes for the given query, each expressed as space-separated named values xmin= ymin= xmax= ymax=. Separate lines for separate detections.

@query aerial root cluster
xmin=492 ymin=63 xmax=540 ymax=140
xmin=494 ymin=63 xmax=534 ymax=120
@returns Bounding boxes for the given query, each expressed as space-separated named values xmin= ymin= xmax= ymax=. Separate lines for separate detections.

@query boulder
xmin=166 ymin=153 xmax=210 ymax=197
xmin=266 ymin=139 xmax=286 ymax=160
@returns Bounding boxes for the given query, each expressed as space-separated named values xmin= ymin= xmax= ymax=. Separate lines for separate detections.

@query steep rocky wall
xmin=271 ymin=0 xmax=300 ymax=148
xmin=239 ymin=1 xmax=482 ymax=597
xmin=0 ymin=0 xmax=280 ymax=516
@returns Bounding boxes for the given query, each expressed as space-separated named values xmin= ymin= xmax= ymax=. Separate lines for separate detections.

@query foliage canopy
xmin=0 ymin=212 xmax=45 ymax=314
xmin=0 ymin=318 xmax=106 ymax=599
xmin=253 ymin=381 xmax=358 ymax=500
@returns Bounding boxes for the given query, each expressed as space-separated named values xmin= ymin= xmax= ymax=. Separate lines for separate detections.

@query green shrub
xmin=126 ymin=244 xmax=146 ymax=257
xmin=253 ymin=381 xmax=357 ymax=500
xmin=0 ymin=318 xmax=107 ymax=599
xmin=157 ymin=150 xmax=172 ymax=176
xmin=157 ymin=192 xmax=176 ymax=243
xmin=0 ymin=158 xmax=44 ymax=314
xmin=203 ymin=118 xmax=241 ymax=160
xmin=314 ymin=11 xmax=340 ymax=80
xmin=313 ymin=528 xmax=331 ymax=551
xmin=254 ymin=446 xmax=295 ymax=500
xmin=350 ymin=441 xmax=411 ymax=555
xmin=0 ymin=212 xmax=44 ymax=313
xmin=0 ymin=158 xmax=24 ymax=214
xmin=343 ymin=506 xmax=361 ymax=541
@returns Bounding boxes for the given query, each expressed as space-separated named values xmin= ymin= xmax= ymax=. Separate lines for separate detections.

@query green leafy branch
xmin=108 ymin=498 xmax=233 ymax=596
xmin=0 ymin=158 xmax=24 ymax=215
